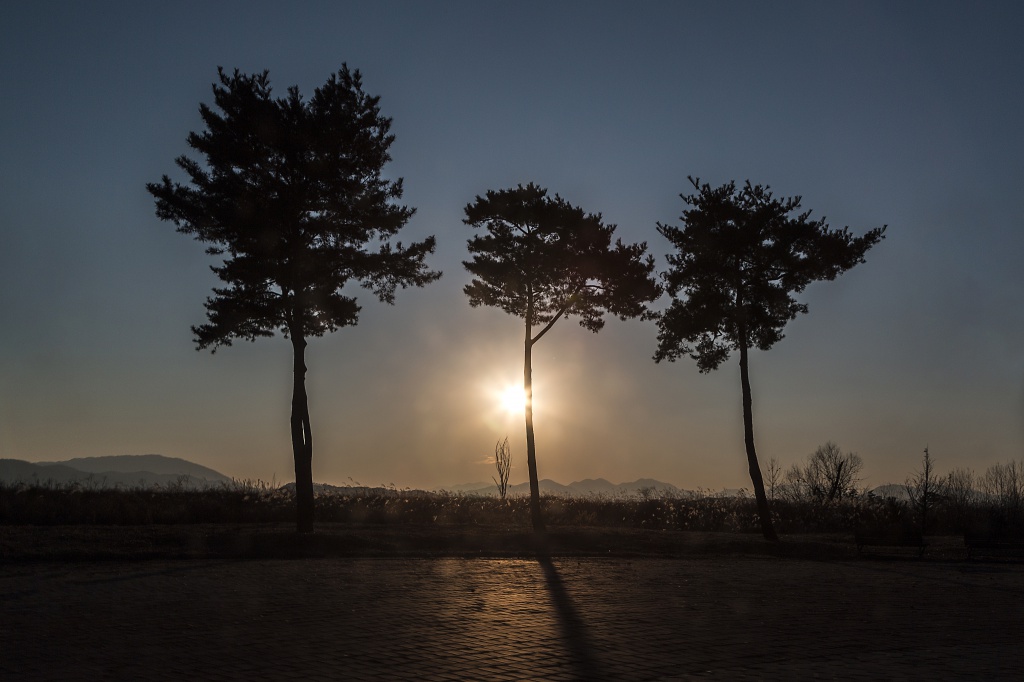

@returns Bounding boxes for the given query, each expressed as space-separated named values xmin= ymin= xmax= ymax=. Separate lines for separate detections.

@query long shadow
xmin=536 ymin=550 xmax=606 ymax=680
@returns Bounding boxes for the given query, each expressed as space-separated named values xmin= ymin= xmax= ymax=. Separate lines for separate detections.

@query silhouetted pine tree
xmin=148 ymin=67 xmax=441 ymax=533
xmin=463 ymin=184 xmax=660 ymax=532
xmin=655 ymin=177 xmax=885 ymax=541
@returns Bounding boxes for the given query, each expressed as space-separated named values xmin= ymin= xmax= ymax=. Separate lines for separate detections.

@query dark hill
xmin=1 ymin=455 xmax=230 ymax=488
xmin=39 ymin=454 xmax=228 ymax=481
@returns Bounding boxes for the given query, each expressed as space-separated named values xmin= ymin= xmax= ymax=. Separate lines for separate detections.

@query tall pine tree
xmin=149 ymin=67 xmax=440 ymax=533
xmin=464 ymin=183 xmax=660 ymax=532
xmin=655 ymin=177 xmax=885 ymax=541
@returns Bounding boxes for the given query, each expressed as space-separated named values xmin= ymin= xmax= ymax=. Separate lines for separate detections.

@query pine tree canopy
xmin=147 ymin=66 xmax=441 ymax=350
xmin=655 ymin=177 xmax=886 ymax=371
xmin=463 ymin=183 xmax=660 ymax=341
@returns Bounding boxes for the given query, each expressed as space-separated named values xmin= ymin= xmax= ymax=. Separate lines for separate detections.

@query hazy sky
xmin=2 ymin=1 xmax=1022 ymax=491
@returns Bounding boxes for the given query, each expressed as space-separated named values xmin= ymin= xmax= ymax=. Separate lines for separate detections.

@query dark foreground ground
xmin=2 ymin=527 xmax=1022 ymax=680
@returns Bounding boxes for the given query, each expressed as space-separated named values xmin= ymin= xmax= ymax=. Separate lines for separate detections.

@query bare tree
xmin=781 ymin=463 xmax=805 ymax=502
xmin=787 ymin=441 xmax=863 ymax=503
xmin=906 ymin=446 xmax=943 ymax=534
xmin=944 ymin=466 xmax=977 ymax=531
xmin=492 ymin=436 xmax=512 ymax=499
xmin=765 ymin=457 xmax=783 ymax=502
xmin=981 ymin=460 xmax=1023 ymax=519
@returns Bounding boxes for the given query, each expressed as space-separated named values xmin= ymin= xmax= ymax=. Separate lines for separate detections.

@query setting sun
xmin=498 ymin=384 xmax=527 ymax=415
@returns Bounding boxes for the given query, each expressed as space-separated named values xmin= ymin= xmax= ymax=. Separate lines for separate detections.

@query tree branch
xmin=530 ymin=306 xmax=566 ymax=345
xmin=530 ymin=285 xmax=582 ymax=344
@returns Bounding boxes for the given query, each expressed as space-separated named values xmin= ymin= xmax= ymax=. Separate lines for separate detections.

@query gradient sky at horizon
xmin=2 ymin=1 xmax=1022 ymax=491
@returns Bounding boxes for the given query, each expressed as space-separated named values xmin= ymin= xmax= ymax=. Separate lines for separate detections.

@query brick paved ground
xmin=2 ymin=555 xmax=1022 ymax=680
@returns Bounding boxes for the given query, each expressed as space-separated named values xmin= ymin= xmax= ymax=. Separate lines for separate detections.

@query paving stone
xmin=1 ymin=556 xmax=1022 ymax=680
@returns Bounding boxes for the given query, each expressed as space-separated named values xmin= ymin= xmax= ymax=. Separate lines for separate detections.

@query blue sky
xmin=1 ymin=1 xmax=1022 ymax=490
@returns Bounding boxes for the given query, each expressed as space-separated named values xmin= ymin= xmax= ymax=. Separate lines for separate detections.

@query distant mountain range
xmin=1 ymin=455 xmax=693 ymax=497
xmin=273 ymin=479 xmax=697 ymax=499
xmin=0 ymin=454 xmax=916 ymax=500
xmin=445 ymin=478 xmax=689 ymax=498
xmin=867 ymin=483 xmax=912 ymax=500
xmin=0 ymin=454 xmax=231 ymax=488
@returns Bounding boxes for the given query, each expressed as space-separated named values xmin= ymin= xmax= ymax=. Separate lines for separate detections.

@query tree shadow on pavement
xmin=537 ymin=552 xmax=606 ymax=680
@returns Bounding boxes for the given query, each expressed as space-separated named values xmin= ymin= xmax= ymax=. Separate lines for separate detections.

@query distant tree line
xmin=766 ymin=443 xmax=1024 ymax=535
xmin=4 ymin=454 xmax=1022 ymax=537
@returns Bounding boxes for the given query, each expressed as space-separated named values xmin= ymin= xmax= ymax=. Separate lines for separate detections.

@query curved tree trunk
xmin=291 ymin=333 xmax=315 ymax=534
xmin=524 ymin=327 xmax=544 ymax=534
xmin=738 ymin=338 xmax=779 ymax=542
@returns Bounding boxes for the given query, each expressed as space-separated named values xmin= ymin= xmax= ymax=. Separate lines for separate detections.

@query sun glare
xmin=499 ymin=384 xmax=527 ymax=415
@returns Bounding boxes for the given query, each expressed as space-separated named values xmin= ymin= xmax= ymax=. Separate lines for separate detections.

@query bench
xmin=855 ymin=526 xmax=926 ymax=557
xmin=964 ymin=530 xmax=1024 ymax=560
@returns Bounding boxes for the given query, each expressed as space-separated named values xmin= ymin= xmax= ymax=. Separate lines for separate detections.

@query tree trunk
xmin=524 ymin=326 xmax=544 ymax=534
xmin=291 ymin=333 xmax=314 ymax=534
xmin=738 ymin=338 xmax=779 ymax=542
xmin=826 ymin=461 xmax=845 ymax=502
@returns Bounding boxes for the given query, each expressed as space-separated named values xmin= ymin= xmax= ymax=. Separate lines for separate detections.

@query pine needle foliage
xmin=148 ymin=66 xmax=440 ymax=348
